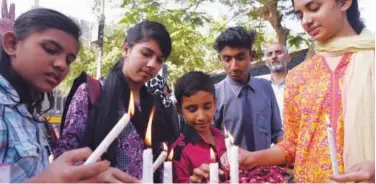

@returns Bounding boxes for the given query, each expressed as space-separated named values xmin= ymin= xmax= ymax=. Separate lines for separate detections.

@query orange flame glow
xmin=163 ymin=143 xmax=168 ymax=152
xmin=145 ymin=105 xmax=156 ymax=147
xmin=128 ymin=92 xmax=135 ymax=117
xmin=325 ymin=114 xmax=331 ymax=127
xmin=210 ymin=147 xmax=215 ymax=162
xmin=228 ymin=133 xmax=235 ymax=144
xmin=168 ymin=149 xmax=174 ymax=161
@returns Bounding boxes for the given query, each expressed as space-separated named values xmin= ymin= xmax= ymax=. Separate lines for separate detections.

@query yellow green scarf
xmin=315 ymin=29 xmax=375 ymax=171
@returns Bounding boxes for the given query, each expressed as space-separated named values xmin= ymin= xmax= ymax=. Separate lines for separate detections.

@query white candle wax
xmin=152 ymin=151 xmax=167 ymax=172
xmin=225 ymin=138 xmax=232 ymax=161
xmin=142 ymin=148 xmax=154 ymax=183
xmin=230 ymin=146 xmax=239 ymax=184
xmin=327 ymin=128 xmax=339 ymax=175
xmin=163 ymin=161 xmax=173 ymax=183
xmin=84 ymin=113 xmax=130 ymax=165
xmin=209 ymin=162 xmax=219 ymax=184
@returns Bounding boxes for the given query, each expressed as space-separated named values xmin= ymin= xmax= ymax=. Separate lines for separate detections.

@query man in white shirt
xmin=265 ymin=43 xmax=291 ymax=121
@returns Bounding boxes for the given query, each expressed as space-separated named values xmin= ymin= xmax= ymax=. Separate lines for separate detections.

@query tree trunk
xmin=262 ymin=0 xmax=289 ymax=46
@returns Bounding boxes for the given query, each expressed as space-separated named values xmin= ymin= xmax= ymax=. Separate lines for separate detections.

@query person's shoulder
xmin=71 ymin=83 xmax=89 ymax=103
xmin=211 ymin=126 xmax=225 ymax=139
xmin=251 ymin=77 xmax=271 ymax=86
xmin=215 ymin=79 xmax=227 ymax=100
xmin=288 ymin=56 xmax=316 ymax=78
xmin=171 ymin=134 xmax=190 ymax=161
xmin=251 ymin=77 xmax=273 ymax=93
xmin=170 ymin=134 xmax=185 ymax=149
xmin=77 ymin=83 xmax=89 ymax=93
xmin=215 ymin=78 xmax=226 ymax=90
xmin=284 ymin=56 xmax=317 ymax=87
xmin=0 ymin=75 xmax=19 ymax=106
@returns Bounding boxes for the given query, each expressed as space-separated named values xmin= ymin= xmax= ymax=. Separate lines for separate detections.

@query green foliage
xmin=59 ymin=0 xmax=309 ymax=94
xmin=59 ymin=25 xmax=124 ymax=94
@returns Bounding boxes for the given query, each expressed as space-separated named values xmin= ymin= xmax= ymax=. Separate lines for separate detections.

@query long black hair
xmin=291 ymin=0 xmax=365 ymax=34
xmin=0 ymin=8 xmax=80 ymax=121
xmin=81 ymin=20 xmax=178 ymax=168
xmin=344 ymin=0 xmax=365 ymax=34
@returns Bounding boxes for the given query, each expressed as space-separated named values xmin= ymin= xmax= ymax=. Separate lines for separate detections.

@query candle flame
xmin=325 ymin=115 xmax=331 ymax=127
xmin=168 ymin=149 xmax=174 ymax=161
xmin=128 ymin=92 xmax=135 ymax=117
xmin=228 ymin=133 xmax=235 ymax=144
xmin=163 ymin=142 xmax=168 ymax=152
xmin=145 ymin=105 xmax=155 ymax=146
xmin=210 ymin=147 xmax=215 ymax=162
xmin=224 ymin=127 xmax=228 ymax=137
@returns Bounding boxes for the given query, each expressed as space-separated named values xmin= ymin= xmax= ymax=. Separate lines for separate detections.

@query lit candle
xmin=142 ymin=149 xmax=153 ymax=183
xmin=163 ymin=149 xmax=174 ymax=183
xmin=152 ymin=143 xmax=168 ymax=173
xmin=229 ymin=145 xmax=239 ymax=183
xmin=224 ymin=128 xmax=232 ymax=160
xmin=84 ymin=92 xmax=135 ymax=165
xmin=209 ymin=147 xmax=219 ymax=184
xmin=325 ymin=115 xmax=339 ymax=175
xmin=142 ymin=105 xmax=156 ymax=184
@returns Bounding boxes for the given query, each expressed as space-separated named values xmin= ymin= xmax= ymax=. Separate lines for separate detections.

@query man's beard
xmin=270 ymin=63 xmax=287 ymax=72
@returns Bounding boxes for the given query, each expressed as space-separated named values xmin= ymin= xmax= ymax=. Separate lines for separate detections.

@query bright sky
xmin=9 ymin=0 xmax=376 ymax=34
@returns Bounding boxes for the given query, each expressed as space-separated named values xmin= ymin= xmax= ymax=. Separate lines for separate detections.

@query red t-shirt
xmin=170 ymin=125 xmax=227 ymax=183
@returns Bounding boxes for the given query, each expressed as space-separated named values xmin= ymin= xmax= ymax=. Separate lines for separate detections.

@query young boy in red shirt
xmin=171 ymin=71 xmax=227 ymax=183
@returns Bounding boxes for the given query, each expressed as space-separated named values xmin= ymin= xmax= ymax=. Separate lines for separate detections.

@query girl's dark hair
xmin=81 ymin=21 xmax=177 ymax=169
xmin=291 ymin=0 xmax=365 ymax=34
xmin=125 ymin=20 xmax=172 ymax=58
xmin=344 ymin=0 xmax=365 ymax=34
xmin=0 ymin=8 xmax=80 ymax=121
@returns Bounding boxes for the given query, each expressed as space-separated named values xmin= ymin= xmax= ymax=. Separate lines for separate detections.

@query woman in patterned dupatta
xmin=237 ymin=0 xmax=374 ymax=183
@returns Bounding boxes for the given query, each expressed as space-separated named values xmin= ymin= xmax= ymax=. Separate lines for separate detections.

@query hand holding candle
xmin=325 ymin=115 xmax=339 ymax=175
xmin=84 ymin=92 xmax=135 ymax=165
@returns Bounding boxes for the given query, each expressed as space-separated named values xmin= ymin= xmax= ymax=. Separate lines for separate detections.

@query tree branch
xmin=261 ymin=0 xmax=289 ymax=45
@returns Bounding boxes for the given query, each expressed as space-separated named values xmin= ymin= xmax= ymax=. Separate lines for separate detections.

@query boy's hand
xmin=222 ymin=148 xmax=254 ymax=171
xmin=189 ymin=163 xmax=225 ymax=183
xmin=329 ymin=161 xmax=375 ymax=183
xmin=239 ymin=148 xmax=257 ymax=170
xmin=220 ymin=153 xmax=229 ymax=171
xmin=190 ymin=164 xmax=209 ymax=183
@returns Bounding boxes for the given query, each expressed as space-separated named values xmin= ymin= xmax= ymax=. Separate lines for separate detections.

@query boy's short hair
xmin=213 ymin=26 xmax=256 ymax=52
xmin=174 ymin=71 xmax=215 ymax=107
